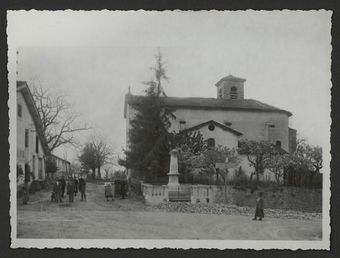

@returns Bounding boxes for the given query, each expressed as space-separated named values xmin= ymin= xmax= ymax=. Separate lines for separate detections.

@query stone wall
xmin=142 ymin=183 xmax=215 ymax=205
xmin=214 ymin=186 xmax=322 ymax=213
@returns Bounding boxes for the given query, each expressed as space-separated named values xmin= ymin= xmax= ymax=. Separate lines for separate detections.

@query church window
xmin=230 ymin=87 xmax=238 ymax=99
xmin=208 ymin=123 xmax=215 ymax=131
xmin=179 ymin=121 xmax=186 ymax=131
xmin=207 ymin=138 xmax=215 ymax=148
xmin=276 ymin=141 xmax=282 ymax=148
xmin=219 ymin=88 xmax=223 ymax=98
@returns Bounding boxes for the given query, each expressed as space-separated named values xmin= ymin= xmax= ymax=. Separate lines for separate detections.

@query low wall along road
xmin=142 ymin=183 xmax=322 ymax=213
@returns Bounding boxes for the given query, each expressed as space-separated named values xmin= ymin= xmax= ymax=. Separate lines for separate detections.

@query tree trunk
xmin=224 ymin=178 xmax=227 ymax=203
xmin=276 ymin=173 xmax=281 ymax=185
xmin=249 ymin=172 xmax=255 ymax=183
xmin=216 ymin=169 xmax=219 ymax=185
xmin=256 ymin=170 xmax=260 ymax=184
xmin=97 ymin=166 xmax=101 ymax=179
xmin=92 ymin=168 xmax=96 ymax=179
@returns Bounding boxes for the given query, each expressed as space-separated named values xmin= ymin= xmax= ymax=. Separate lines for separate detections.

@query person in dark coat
xmin=253 ymin=192 xmax=264 ymax=221
xmin=60 ymin=176 xmax=66 ymax=198
xmin=73 ymin=176 xmax=79 ymax=196
xmin=78 ymin=178 xmax=86 ymax=201
xmin=53 ymin=178 xmax=62 ymax=203
xmin=22 ymin=164 xmax=30 ymax=204
xmin=120 ymin=180 xmax=127 ymax=199
xmin=67 ymin=179 xmax=75 ymax=202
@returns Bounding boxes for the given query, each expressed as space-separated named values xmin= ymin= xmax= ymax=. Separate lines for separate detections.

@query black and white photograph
xmin=7 ymin=10 xmax=331 ymax=249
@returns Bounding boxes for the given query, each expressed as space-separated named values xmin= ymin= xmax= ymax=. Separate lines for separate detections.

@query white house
xmin=17 ymin=81 xmax=50 ymax=184
xmin=50 ymin=154 xmax=71 ymax=178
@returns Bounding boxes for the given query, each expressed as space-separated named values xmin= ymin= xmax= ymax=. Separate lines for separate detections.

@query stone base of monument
xmin=168 ymin=187 xmax=191 ymax=202
xmin=167 ymin=173 xmax=180 ymax=187
xmin=141 ymin=183 xmax=215 ymax=205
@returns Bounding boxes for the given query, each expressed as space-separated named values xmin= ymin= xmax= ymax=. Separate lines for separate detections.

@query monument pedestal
xmin=167 ymin=149 xmax=180 ymax=187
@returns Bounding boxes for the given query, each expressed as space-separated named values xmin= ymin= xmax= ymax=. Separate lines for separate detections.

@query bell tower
xmin=215 ymin=75 xmax=246 ymax=100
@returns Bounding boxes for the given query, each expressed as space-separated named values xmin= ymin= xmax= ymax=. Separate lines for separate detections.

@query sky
xmin=8 ymin=10 xmax=332 ymax=166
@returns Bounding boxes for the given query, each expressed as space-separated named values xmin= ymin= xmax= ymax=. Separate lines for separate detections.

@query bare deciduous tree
xmin=32 ymin=85 xmax=90 ymax=152
xmin=79 ymin=137 xmax=114 ymax=179
xmin=92 ymin=138 xmax=114 ymax=179
xmin=238 ymin=140 xmax=278 ymax=183
xmin=267 ymin=153 xmax=290 ymax=185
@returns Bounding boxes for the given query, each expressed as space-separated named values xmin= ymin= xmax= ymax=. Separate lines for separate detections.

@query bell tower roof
xmin=215 ymin=75 xmax=246 ymax=86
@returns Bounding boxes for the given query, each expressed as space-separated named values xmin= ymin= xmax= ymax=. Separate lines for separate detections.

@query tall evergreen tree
xmin=120 ymin=50 xmax=173 ymax=181
xmin=120 ymin=49 xmax=208 ymax=182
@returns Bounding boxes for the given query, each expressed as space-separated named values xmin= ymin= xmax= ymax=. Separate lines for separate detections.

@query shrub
xmin=228 ymin=166 xmax=249 ymax=187
xmin=128 ymin=178 xmax=142 ymax=196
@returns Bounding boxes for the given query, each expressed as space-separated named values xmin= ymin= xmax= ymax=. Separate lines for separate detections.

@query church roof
xmin=215 ymin=75 xmax=246 ymax=86
xmin=17 ymin=81 xmax=50 ymax=156
xmin=181 ymin=120 xmax=243 ymax=136
xmin=124 ymin=94 xmax=292 ymax=117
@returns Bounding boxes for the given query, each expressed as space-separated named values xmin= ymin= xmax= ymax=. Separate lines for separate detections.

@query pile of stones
xmin=151 ymin=202 xmax=321 ymax=221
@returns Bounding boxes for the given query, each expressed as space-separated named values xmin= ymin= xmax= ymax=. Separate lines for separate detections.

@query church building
xmin=124 ymin=75 xmax=297 ymax=181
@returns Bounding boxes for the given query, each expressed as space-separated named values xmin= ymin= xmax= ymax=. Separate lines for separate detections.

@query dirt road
xmin=17 ymin=183 xmax=322 ymax=240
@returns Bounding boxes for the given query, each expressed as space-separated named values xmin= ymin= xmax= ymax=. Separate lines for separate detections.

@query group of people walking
xmin=52 ymin=176 xmax=87 ymax=203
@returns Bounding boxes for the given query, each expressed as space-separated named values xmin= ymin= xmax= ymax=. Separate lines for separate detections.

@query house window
xmin=38 ymin=158 xmax=43 ymax=179
xmin=18 ymin=104 xmax=22 ymax=117
xmin=35 ymin=135 xmax=39 ymax=154
xmin=207 ymin=138 xmax=215 ymax=148
xmin=219 ymin=88 xmax=223 ymax=98
xmin=25 ymin=129 xmax=29 ymax=148
xmin=266 ymin=123 xmax=275 ymax=142
xmin=230 ymin=86 xmax=238 ymax=99
xmin=24 ymin=163 xmax=31 ymax=182
xmin=32 ymin=155 xmax=36 ymax=176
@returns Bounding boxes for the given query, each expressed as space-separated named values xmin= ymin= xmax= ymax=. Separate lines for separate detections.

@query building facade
xmin=17 ymin=81 xmax=50 ymax=184
xmin=49 ymin=155 xmax=71 ymax=178
xmin=124 ymin=75 xmax=297 ymax=181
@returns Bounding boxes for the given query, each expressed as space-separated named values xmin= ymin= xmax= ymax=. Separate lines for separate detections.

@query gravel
xmin=151 ymin=202 xmax=321 ymax=221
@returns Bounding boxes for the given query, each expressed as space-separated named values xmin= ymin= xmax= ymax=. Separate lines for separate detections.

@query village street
xmin=17 ymin=183 xmax=322 ymax=240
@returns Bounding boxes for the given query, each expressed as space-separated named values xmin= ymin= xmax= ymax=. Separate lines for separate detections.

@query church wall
xmin=289 ymin=128 xmax=297 ymax=153
xmin=169 ymin=108 xmax=290 ymax=152
xmin=126 ymin=104 xmax=288 ymax=183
